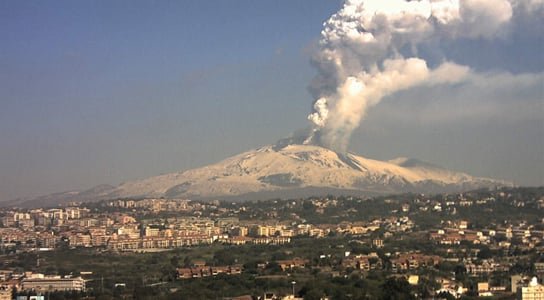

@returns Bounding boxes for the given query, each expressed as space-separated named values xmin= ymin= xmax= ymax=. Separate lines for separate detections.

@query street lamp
xmin=291 ymin=281 xmax=296 ymax=297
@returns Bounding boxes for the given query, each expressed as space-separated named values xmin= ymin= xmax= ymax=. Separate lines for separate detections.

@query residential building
xmin=21 ymin=276 xmax=85 ymax=292
xmin=519 ymin=277 xmax=544 ymax=300
xmin=0 ymin=286 xmax=12 ymax=300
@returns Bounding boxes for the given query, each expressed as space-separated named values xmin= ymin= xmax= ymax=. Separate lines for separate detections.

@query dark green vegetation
xmin=4 ymin=239 xmax=424 ymax=299
xmin=5 ymin=235 xmax=542 ymax=299
xmin=239 ymin=187 xmax=544 ymax=226
xmin=1 ymin=187 xmax=543 ymax=299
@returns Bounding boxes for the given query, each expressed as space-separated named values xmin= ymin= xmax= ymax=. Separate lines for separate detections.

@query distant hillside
xmin=3 ymin=143 xmax=510 ymax=208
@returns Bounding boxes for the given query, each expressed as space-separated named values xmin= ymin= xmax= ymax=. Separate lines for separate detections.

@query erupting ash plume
xmin=306 ymin=0 xmax=519 ymax=152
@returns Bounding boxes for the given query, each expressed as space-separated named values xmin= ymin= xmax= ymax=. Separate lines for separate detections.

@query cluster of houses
xmin=176 ymin=260 xmax=243 ymax=279
xmin=429 ymin=221 xmax=543 ymax=248
xmin=0 ymin=202 xmax=417 ymax=254
xmin=0 ymin=271 xmax=85 ymax=299
xmin=1 ymin=191 xmax=543 ymax=299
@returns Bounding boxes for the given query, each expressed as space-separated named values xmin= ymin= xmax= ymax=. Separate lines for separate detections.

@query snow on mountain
xmin=3 ymin=143 xmax=509 ymax=208
xmin=109 ymin=143 xmax=506 ymax=200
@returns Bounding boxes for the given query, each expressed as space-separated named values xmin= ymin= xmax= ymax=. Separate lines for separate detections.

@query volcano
xmin=110 ymin=143 xmax=506 ymax=200
xmin=5 ymin=140 xmax=510 ymax=207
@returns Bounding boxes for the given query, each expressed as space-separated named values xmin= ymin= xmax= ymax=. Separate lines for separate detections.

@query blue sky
xmin=0 ymin=0 xmax=542 ymax=201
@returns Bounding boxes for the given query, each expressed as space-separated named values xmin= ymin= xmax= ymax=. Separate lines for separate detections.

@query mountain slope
xmin=4 ymin=143 xmax=509 ymax=207
xmin=2 ymin=184 xmax=117 ymax=208
xmin=109 ymin=144 xmax=506 ymax=200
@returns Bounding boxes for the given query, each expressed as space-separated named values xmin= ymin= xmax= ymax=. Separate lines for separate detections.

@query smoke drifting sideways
xmin=304 ymin=0 xmax=539 ymax=153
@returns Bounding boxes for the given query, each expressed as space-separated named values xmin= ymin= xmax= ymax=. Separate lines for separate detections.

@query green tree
xmin=380 ymin=277 xmax=415 ymax=300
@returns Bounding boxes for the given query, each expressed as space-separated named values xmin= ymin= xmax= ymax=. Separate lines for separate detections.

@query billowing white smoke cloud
xmin=306 ymin=0 xmax=527 ymax=152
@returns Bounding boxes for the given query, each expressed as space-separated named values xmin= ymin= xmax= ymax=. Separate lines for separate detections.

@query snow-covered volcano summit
xmin=109 ymin=142 xmax=506 ymax=200
xmin=5 ymin=141 xmax=510 ymax=207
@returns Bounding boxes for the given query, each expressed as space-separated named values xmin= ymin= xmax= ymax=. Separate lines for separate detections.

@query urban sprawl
xmin=0 ymin=187 xmax=543 ymax=300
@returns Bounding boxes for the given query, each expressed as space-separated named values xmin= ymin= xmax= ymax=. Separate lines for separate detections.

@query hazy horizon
xmin=1 ymin=0 xmax=543 ymax=201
